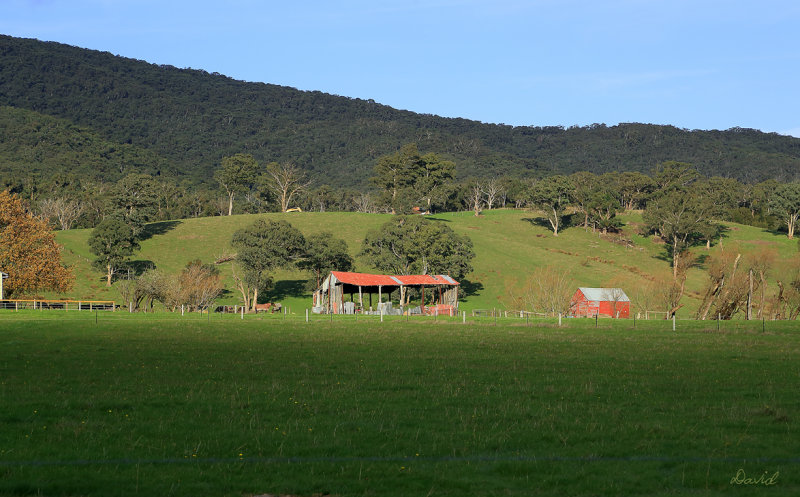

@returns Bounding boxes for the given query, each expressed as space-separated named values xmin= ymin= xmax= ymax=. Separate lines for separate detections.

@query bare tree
xmin=749 ymin=249 xmax=776 ymax=319
xmin=656 ymin=257 xmax=691 ymax=318
xmin=353 ymin=192 xmax=375 ymax=213
xmin=38 ymin=198 xmax=60 ymax=228
xmin=482 ymin=179 xmax=504 ymax=210
xmin=521 ymin=265 xmax=574 ymax=316
xmin=697 ymin=249 xmax=775 ymax=320
xmin=215 ymin=197 xmax=229 ymax=217
xmin=179 ymin=260 xmax=223 ymax=312
xmin=468 ymin=183 xmax=483 ymax=216
xmin=39 ymin=197 xmax=84 ymax=230
xmin=264 ymin=162 xmax=310 ymax=212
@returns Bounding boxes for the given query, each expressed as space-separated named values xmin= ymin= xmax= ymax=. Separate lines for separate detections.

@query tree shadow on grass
xmin=522 ymin=217 xmax=550 ymax=229
xmin=694 ymin=253 xmax=710 ymax=270
xmin=120 ymin=260 xmax=157 ymax=278
xmin=217 ymin=288 xmax=234 ymax=301
xmin=265 ymin=279 xmax=309 ymax=302
xmin=521 ymin=213 xmax=577 ymax=233
xmin=459 ymin=279 xmax=484 ymax=301
xmin=138 ymin=220 xmax=182 ymax=242
xmin=425 ymin=216 xmax=451 ymax=223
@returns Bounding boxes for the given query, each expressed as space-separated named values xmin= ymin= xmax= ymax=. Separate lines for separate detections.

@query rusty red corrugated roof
xmin=330 ymin=271 xmax=458 ymax=286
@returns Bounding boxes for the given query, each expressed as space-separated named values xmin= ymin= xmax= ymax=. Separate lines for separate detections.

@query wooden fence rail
xmin=0 ymin=300 xmax=116 ymax=311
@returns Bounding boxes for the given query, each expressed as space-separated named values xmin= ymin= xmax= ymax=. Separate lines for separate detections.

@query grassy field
xmin=1 ymin=311 xmax=799 ymax=496
xmin=53 ymin=209 xmax=800 ymax=317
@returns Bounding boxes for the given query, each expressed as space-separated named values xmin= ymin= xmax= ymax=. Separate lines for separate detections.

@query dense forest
xmin=2 ymin=34 xmax=800 ymax=189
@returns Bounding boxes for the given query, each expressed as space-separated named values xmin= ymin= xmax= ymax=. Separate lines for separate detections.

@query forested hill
xmin=2 ymin=34 xmax=800 ymax=187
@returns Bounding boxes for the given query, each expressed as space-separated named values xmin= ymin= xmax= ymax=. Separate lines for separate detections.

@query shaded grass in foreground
xmin=1 ymin=313 xmax=799 ymax=496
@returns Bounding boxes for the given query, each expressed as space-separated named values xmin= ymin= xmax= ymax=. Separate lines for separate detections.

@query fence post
xmin=241 ymin=306 xmax=244 ymax=320
xmin=306 ymin=308 xmax=309 ymax=323
xmin=672 ymin=314 xmax=676 ymax=331
xmin=463 ymin=311 xmax=466 ymax=324
xmin=558 ymin=313 xmax=562 ymax=327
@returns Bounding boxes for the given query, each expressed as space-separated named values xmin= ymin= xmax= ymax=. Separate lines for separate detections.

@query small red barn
xmin=569 ymin=287 xmax=630 ymax=318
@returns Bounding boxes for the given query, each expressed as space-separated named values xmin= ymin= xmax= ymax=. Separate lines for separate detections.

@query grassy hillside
xmin=54 ymin=209 xmax=800 ymax=317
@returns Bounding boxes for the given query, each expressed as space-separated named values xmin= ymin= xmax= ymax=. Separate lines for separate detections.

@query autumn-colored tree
xmin=0 ymin=190 xmax=73 ymax=297
xmin=179 ymin=260 xmax=223 ymax=312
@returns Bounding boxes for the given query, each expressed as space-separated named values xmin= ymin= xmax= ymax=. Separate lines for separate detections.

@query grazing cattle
xmin=254 ymin=303 xmax=282 ymax=313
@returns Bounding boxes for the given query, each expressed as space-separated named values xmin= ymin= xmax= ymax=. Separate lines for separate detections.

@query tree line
xmin=7 ymin=145 xmax=799 ymax=239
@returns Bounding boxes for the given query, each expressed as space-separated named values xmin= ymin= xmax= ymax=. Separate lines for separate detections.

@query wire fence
xmin=0 ymin=301 xmax=790 ymax=334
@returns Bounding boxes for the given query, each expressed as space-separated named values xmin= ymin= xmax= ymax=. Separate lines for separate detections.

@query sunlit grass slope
xmin=55 ymin=209 xmax=800 ymax=315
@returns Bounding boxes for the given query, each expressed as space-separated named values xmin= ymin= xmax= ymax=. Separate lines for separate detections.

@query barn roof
xmin=330 ymin=271 xmax=458 ymax=287
xmin=578 ymin=287 xmax=630 ymax=302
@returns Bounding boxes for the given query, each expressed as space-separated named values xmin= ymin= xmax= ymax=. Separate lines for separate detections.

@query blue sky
xmin=2 ymin=0 xmax=799 ymax=136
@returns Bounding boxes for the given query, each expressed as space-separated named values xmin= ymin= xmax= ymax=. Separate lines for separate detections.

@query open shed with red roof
xmin=313 ymin=271 xmax=459 ymax=315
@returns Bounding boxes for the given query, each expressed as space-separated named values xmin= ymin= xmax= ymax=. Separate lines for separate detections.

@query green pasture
xmin=1 ymin=311 xmax=799 ymax=496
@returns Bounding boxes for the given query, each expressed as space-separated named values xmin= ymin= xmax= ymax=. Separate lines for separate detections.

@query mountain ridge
xmin=2 ymin=34 xmax=800 ymax=187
